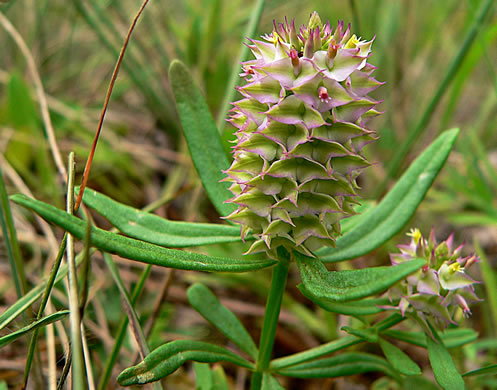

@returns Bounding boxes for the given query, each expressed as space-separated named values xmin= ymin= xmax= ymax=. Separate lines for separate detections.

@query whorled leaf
xmin=295 ymin=251 xmax=425 ymax=302
xmin=11 ymin=194 xmax=276 ymax=273
xmin=80 ymin=188 xmax=246 ymax=247
xmin=117 ymin=340 xmax=253 ymax=386
xmin=318 ymin=128 xmax=459 ymax=262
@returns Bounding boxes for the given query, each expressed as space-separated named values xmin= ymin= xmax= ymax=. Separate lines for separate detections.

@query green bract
xmin=223 ymin=12 xmax=382 ymax=257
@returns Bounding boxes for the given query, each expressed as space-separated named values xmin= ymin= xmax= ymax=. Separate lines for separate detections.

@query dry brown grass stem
xmin=75 ymin=0 xmax=152 ymax=212
xmin=0 ymin=11 xmax=68 ymax=184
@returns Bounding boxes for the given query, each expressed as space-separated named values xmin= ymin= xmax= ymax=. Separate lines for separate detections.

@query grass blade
xmin=0 ymin=311 xmax=69 ymax=349
xmin=475 ymin=240 xmax=497 ymax=333
xmin=0 ymin=167 xmax=27 ymax=297
xmin=97 ymin=265 xmax=152 ymax=390
xmin=377 ymin=0 xmax=493 ymax=195
xmin=102 ymin=252 xmax=149 ymax=358
xmin=216 ymin=0 xmax=265 ymax=132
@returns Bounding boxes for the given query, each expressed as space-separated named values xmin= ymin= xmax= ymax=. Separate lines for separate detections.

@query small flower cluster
xmin=387 ymin=229 xmax=480 ymax=327
xmin=222 ymin=12 xmax=382 ymax=257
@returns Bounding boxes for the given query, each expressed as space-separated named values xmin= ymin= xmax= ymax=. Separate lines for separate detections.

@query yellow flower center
xmin=344 ymin=34 xmax=360 ymax=49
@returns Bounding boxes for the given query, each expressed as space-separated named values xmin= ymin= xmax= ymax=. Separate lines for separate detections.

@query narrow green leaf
xmin=275 ymin=353 xmax=396 ymax=379
xmin=378 ymin=0 xmax=493 ymax=193
xmin=187 ymin=283 xmax=258 ymax=359
xmin=211 ymin=365 xmax=230 ymax=390
xmin=318 ymin=128 xmax=459 ymax=262
xmin=270 ymin=314 xmax=405 ymax=370
xmin=0 ymin=310 xmax=69 ymax=349
xmin=270 ymin=336 xmax=361 ymax=370
xmin=379 ymin=338 xmax=422 ymax=376
xmin=0 ymin=285 xmax=42 ymax=331
xmin=383 ymin=328 xmax=478 ymax=349
xmin=299 ymin=287 xmax=390 ymax=316
xmin=261 ymin=373 xmax=284 ymax=390
xmin=103 ymin=252 xmax=150 ymax=357
xmin=11 ymin=194 xmax=276 ymax=273
xmin=193 ymin=362 xmax=213 ymax=390
xmin=0 ymin=248 xmax=84 ymax=331
xmin=463 ymin=364 xmax=497 ymax=377
xmin=427 ymin=334 xmax=466 ymax=390
xmin=217 ymin=0 xmax=265 ymax=132
xmin=81 ymin=188 xmax=244 ymax=247
xmin=117 ymin=340 xmax=253 ymax=386
xmin=295 ymin=251 xmax=425 ymax=302
xmin=0 ymin=168 xmax=27 ymax=298
xmin=475 ymin=241 xmax=497 ymax=331
xmin=341 ymin=326 xmax=378 ymax=343
xmin=169 ymin=60 xmax=235 ymax=216
xmin=402 ymin=376 xmax=439 ymax=390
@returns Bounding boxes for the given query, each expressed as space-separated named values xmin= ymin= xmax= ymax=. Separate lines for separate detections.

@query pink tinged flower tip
xmin=289 ymin=48 xmax=300 ymax=68
xmin=328 ymin=38 xmax=339 ymax=60
xmin=318 ymin=86 xmax=330 ymax=103
xmin=456 ymin=295 xmax=472 ymax=316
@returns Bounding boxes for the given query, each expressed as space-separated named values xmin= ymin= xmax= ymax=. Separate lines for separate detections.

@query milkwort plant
xmin=6 ymin=10 xmax=493 ymax=390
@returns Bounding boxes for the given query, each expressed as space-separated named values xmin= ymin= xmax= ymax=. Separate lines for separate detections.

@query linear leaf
xmin=296 ymin=251 xmax=425 ymax=302
xmin=463 ymin=364 xmax=497 ymax=377
xmin=11 ymin=194 xmax=276 ymax=273
xmin=0 ymin=310 xmax=69 ymax=349
xmin=383 ymin=328 xmax=478 ymax=349
xmin=212 ymin=365 xmax=230 ymax=390
xmin=427 ymin=334 xmax=466 ymax=390
xmin=169 ymin=60 xmax=235 ymax=217
xmin=193 ymin=363 xmax=212 ymax=390
xmin=318 ymin=128 xmax=459 ymax=262
xmin=187 ymin=283 xmax=258 ymax=359
xmin=262 ymin=373 xmax=284 ymax=390
xmin=117 ymin=340 xmax=253 ymax=386
xmin=379 ymin=338 xmax=422 ymax=376
xmin=80 ymin=188 xmax=244 ymax=247
xmin=275 ymin=352 xmax=396 ymax=379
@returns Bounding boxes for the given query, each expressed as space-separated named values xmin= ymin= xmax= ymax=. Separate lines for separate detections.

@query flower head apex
xmin=223 ymin=12 xmax=382 ymax=258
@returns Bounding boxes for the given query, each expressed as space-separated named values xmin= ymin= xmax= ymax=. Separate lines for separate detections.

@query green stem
xmin=250 ymin=248 xmax=290 ymax=390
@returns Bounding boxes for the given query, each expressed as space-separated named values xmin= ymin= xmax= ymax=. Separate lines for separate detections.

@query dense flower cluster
xmin=223 ymin=12 xmax=382 ymax=257
xmin=387 ymin=229 xmax=480 ymax=327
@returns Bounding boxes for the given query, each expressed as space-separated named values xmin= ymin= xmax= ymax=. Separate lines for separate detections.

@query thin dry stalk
xmin=75 ymin=0 xmax=152 ymax=212
xmin=0 ymin=11 xmax=67 ymax=184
